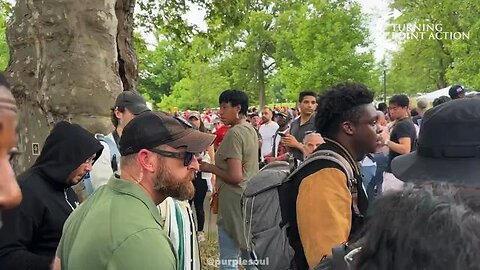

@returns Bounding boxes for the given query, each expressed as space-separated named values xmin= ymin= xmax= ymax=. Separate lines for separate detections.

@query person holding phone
xmin=264 ymin=111 xmax=290 ymax=164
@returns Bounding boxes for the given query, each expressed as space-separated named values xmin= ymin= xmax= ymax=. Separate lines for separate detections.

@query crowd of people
xmin=0 ymin=72 xmax=479 ymax=270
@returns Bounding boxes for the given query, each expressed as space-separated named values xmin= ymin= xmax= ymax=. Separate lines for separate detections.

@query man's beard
xmin=153 ymin=162 xmax=195 ymax=201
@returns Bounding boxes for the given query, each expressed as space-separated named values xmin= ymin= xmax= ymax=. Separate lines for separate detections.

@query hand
xmin=376 ymin=133 xmax=385 ymax=147
xmin=199 ymin=161 xmax=214 ymax=173
xmin=281 ymin=134 xmax=301 ymax=149
xmin=264 ymin=156 xmax=276 ymax=164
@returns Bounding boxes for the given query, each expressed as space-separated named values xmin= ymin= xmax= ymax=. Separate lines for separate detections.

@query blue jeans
xmin=361 ymin=164 xmax=377 ymax=192
xmin=367 ymin=153 xmax=389 ymax=200
xmin=218 ymin=225 xmax=257 ymax=270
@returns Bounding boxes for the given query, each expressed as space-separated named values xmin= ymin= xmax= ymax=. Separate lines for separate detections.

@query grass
xmin=199 ymin=234 xmax=220 ymax=270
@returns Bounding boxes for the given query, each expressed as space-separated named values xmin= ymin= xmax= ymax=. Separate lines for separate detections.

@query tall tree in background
xmin=136 ymin=36 xmax=186 ymax=105
xmin=275 ymin=0 xmax=377 ymax=99
xmin=143 ymin=0 xmax=379 ymax=109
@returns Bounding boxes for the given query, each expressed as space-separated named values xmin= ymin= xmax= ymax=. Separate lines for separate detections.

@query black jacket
xmin=0 ymin=121 xmax=103 ymax=270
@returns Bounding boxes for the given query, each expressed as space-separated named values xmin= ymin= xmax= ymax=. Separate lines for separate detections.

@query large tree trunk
xmin=115 ymin=0 xmax=138 ymax=91
xmin=7 ymin=0 xmax=137 ymax=173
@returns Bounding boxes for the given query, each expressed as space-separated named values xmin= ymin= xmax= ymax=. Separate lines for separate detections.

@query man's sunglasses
xmin=149 ymin=148 xmax=195 ymax=167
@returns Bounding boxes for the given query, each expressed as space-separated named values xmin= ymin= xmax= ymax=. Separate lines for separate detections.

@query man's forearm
xmin=387 ymin=141 xmax=409 ymax=154
xmin=209 ymin=165 xmax=240 ymax=185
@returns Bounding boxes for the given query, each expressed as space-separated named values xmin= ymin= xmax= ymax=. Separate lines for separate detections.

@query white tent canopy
xmin=416 ymin=86 xmax=452 ymax=102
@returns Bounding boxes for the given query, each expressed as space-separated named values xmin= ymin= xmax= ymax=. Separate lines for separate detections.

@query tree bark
xmin=7 ymin=0 xmax=137 ymax=173
xmin=115 ymin=0 xmax=138 ymax=91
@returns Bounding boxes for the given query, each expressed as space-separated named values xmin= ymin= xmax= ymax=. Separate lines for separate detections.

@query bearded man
xmin=54 ymin=111 xmax=215 ymax=270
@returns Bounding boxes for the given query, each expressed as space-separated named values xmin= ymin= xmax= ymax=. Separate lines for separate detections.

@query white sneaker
xmin=197 ymin=231 xmax=205 ymax=242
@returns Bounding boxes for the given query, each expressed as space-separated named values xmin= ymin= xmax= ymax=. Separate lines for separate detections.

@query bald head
xmin=377 ymin=110 xmax=387 ymax=126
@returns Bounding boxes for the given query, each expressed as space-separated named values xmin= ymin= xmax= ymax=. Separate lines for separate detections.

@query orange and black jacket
xmin=279 ymin=138 xmax=369 ymax=270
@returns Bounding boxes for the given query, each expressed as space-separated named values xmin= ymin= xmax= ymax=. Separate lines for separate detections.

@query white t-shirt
xmin=259 ymin=121 xmax=279 ymax=157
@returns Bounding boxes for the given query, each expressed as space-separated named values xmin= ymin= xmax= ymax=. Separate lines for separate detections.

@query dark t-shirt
xmin=289 ymin=114 xmax=316 ymax=161
xmin=387 ymin=118 xmax=417 ymax=172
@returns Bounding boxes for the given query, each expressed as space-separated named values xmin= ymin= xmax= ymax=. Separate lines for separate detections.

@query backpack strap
xmin=95 ymin=133 xmax=120 ymax=173
xmin=291 ymin=150 xmax=354 ymax=180
xmin=290 ymin=149 xmax=361 ymax=218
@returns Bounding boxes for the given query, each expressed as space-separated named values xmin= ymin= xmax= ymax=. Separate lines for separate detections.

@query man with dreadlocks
xmin=0 ymin=73 xmax=22 ymax=215
xmin=288 ymin=82 xmax=379 ymax=269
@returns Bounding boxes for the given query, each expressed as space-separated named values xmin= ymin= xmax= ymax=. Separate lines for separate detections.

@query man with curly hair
xmin=288 ymin=82 xmax=379 ymax=269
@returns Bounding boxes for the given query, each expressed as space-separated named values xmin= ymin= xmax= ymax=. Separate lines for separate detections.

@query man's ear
xmin=235 ymin=104 xmax=242 ymax=114
xmin=137 ymin=150 xmax=156 ymax=173
xmin=114 ymin=107 xmax=122 ymax=119
xmin=341 ymin=121 xmax=355 ymax=136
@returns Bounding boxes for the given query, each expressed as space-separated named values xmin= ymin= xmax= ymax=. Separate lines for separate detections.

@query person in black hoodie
xmin=0 ymin=121 xmax=103 ymax=270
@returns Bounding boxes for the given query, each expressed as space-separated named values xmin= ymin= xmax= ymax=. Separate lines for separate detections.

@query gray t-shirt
xmin=289 ymin=114 xmax=316 ymax=160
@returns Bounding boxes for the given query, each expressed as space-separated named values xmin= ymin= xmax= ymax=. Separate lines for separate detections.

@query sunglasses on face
xmin=149 ymin=148 xmax=196 ymax=167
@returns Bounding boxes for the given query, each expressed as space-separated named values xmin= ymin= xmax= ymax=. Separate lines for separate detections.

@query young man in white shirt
xmin=259 ymin=107 xmax=279 ymax=159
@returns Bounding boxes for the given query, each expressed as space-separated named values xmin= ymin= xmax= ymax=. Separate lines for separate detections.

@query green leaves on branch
xmin=387 ymin=0 xmax=480 ymax=94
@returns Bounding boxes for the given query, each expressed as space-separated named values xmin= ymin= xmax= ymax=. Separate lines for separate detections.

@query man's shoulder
xmin=18 ymin=171 xmax=51 ymax=196
xmin=394 ymin=119 xmax=417 ymax=132
xmin=230 ymin=123 xmax=255 ymax=135
xmin=66 ymin=188 xmax=163 ymax=242
xmin=294 ymin=157 xmax=347 ymax=182
xmin=291 ymin=117 xmax=301 ymax=125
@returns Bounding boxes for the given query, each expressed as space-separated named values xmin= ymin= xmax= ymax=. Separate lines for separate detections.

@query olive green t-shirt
xmin=58 ymin=177 xmax=176 ymax=270
xmin=215 ymin=123 xmax=259 ymax=249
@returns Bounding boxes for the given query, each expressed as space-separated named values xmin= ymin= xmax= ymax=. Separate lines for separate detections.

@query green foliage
xmin=135 ymin=0 xmax=380 ymax=110
xmin=275 ymin=0 xmax=378 ymax=99
xmin=158 ymin=61 xmax=229 ymax=111
xmin=388 ymin=0 xmax=480 ymax=93
xmin=0 ymin=1 xmax=11 ymax=71
xmin=135 ymin=35 xmax=186 ymax=105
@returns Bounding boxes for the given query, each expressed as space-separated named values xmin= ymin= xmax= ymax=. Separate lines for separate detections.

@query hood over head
xmin=32 ymin=121 xmax=103 ymax=186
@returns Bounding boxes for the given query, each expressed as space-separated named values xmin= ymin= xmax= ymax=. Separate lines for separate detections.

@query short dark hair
xmin=0 ymin=73 xmax=11 ymax=89
xmin=433 ymin=96 xmax=451 ymax=107
xmin=356 ymin=184 xmax=480 ymax=270
xmin=377 ymin=102 xmax=387 ymax=113
xmin=315 ymin=82 xmax=374 ymax=138
xmin=389 ymin=94 xmax=409 ymax=107
xmin=298 ymin=91 xmax=317 ymax=103
xmin=410 ymin=108 xmax=419 ymax=117
xmin=110 ymin=106 xmax=125 ymax=128
xmin=219 ymin=89 xmax=249 ymax=116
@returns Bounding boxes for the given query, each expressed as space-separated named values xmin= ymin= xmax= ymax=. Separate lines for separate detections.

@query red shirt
xmin=214 ymin=125 xmax=229 ymax=148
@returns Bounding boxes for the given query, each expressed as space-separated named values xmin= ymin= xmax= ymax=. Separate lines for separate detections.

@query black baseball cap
xmin=448 ymin=85 xmax=465 ymax=100
xmin=113 ymin=91 xmax=150 ymax=115
xmin=119 ymin=111 xmax=216 ymax=156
